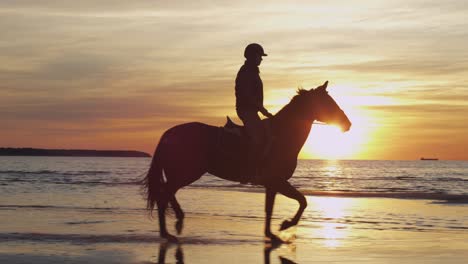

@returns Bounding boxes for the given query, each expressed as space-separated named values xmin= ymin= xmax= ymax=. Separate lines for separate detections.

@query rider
xmin=235 ymin=43 xmax=273 ymax=183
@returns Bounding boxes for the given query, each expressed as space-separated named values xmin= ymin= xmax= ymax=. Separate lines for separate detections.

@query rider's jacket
xmin=235 ymin=60 xmax=264 ymax=113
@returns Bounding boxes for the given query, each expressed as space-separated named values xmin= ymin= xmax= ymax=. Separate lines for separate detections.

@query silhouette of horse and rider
xmin=142 ymin=44 xmax=351 ymax=243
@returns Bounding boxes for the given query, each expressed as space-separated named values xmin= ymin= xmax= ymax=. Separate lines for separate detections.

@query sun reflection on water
xmin=309 ymin=197 xmax=355 ymax=248
xmin=319 ymin=223 xmax=347 ymax=248
xmin=322 ymin=159 xmax=342 ymax=177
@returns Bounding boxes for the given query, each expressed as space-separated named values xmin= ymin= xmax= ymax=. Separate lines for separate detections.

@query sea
xmin=0 ymin=157 xmax=467 ymax=263
xmin=2 ymin=157 xmax=466 ymax=200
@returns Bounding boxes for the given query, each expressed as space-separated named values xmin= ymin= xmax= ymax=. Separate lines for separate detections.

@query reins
xmin=312 ymin=121 xmax=327 ymax=125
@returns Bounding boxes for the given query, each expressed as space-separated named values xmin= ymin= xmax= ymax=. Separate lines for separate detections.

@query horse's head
xmin=295 ymin=81 xmax=351 ymax=132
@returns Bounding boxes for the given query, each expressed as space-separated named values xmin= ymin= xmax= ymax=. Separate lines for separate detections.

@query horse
xmin=142 ymin=81 xmax=351 ymax=243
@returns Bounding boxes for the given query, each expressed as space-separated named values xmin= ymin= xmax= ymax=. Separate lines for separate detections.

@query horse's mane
xmin=296 ymin=88 xmax=308 ymax=96
xmin=275 ymin=88 xmax=311 ymax=119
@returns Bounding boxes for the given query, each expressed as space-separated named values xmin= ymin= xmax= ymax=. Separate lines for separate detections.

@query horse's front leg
xmin=275 ymin=181 xmax=307 ymax=231
xmin=264 ymin=188 xmax=283 ymax=243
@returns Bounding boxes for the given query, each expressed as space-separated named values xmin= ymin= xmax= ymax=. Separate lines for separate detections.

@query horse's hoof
xmin=175 ymin=219 xmax=184 ymax=235
xmin=279 ymin=220 xmax=294 ymax=231
xmin=266 ymin=234 xmax=285 ymax=245
xmin=163 ymin=233 xmax=179 ymax=243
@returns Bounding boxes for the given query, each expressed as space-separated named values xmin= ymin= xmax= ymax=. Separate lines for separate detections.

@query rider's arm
xmin=260 ymin=107 xmax=273 ymax=118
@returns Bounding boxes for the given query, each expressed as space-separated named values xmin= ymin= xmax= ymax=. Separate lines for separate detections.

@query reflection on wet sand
xmin=155 ymin=242 xmax=296 ymax=264
xmin=264 ymin=242 xmax=297 ymax=264
xmin=156 ymin=243 xmax=184 ymax=264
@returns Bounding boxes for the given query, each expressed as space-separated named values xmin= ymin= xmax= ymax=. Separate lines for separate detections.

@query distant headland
xmin=0 ymin=148 xmax=151 ymax=158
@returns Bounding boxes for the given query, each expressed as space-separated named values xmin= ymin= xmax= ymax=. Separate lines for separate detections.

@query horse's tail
xmin=142 ymin=136 xmax=166 ymax=217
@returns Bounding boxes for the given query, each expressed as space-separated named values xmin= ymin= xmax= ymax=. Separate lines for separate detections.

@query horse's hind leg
xmin=157 ymin=196 xmax=178 ymax=242
xmin=170 ymin=196 xmax=185 ymax=235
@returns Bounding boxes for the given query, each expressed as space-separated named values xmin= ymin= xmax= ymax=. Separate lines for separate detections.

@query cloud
xmin=0 ymin=94 xmax=221 ymax=123
xmin=0 ymin=0 xmax=467 ymax=157
xmin=324 ymin=58 xmax=468 ymax=77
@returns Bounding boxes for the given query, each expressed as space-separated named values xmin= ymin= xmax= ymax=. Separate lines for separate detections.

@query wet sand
xmin=0 ymin=188 xmax=467 ymax=263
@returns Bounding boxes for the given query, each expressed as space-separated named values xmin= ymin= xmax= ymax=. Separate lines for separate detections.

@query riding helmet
xmin=244 ymin=43 xmax=268 ymax=59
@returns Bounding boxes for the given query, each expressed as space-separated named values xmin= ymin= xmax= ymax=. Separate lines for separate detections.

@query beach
xmin=1 ymin=189 xmax=467 ymax=263
xmin=0 ymin=157 xmax=467 ymax=263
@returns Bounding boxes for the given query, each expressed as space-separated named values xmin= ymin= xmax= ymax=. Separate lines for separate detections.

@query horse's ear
xmin=319 ymin=81 xmax=328 ymax=91
xmin=310 ymin=81 xmax=328 ymax=92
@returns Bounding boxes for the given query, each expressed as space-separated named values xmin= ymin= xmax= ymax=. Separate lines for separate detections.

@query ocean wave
xmin=0 ymin=232 xmax=164 ymax=244
xmin=0 ymin=232 xmax=259 ymax=245
xmin=433 ymin=177 xmax=468 ymax=182
xmin=0 ymin=167 xmax=145 ymax=186
xmin=1 ymin=178 xmax=140 ymax=186
xmin=395 ymin=176 xmax=417 ymax=180
xmin=0 ymin=204 xmax=143 ymax=212
xmin=187 ymin=186 xmax=468 ymax=202
xmin=300 ymin=190 xmax=468 ymax=202
xmin=65 ymin=220 xmax=113 ymax=225
xmin=0 ymin=169 xmax=110 ymax=176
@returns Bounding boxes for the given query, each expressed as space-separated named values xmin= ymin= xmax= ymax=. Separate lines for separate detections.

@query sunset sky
xmin=1 ymin=0 xmax=467 ymax=160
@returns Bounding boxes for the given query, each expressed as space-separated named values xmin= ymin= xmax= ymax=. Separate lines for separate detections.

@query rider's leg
xmin=238 ymin=110 xmax=263 ymax=182
xmin=262 ymin=120 xmax=273 ymax=160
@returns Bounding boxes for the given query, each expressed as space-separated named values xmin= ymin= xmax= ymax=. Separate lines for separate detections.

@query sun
xmin=300 ymin=109 xmax=370 ymax=160
xmin=301 ymin=126 xmax=356 ymax=159
xmin=267 ymin=84 xmax=397 ymax=160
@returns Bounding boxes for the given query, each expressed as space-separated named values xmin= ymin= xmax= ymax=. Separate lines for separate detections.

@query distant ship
xmin=420 ymin=157 xmax=439 ymax=161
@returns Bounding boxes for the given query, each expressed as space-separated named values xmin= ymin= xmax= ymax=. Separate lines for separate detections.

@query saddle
xmin=213 ymin=117 xmax=273 ymax=184
xmin=223 ymin=116 xmax=244 ymax=137
xmin=219 ymin=116 xmax=272 ymax=156
xmin=216 ymin=117 xmax=248 ymax=156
